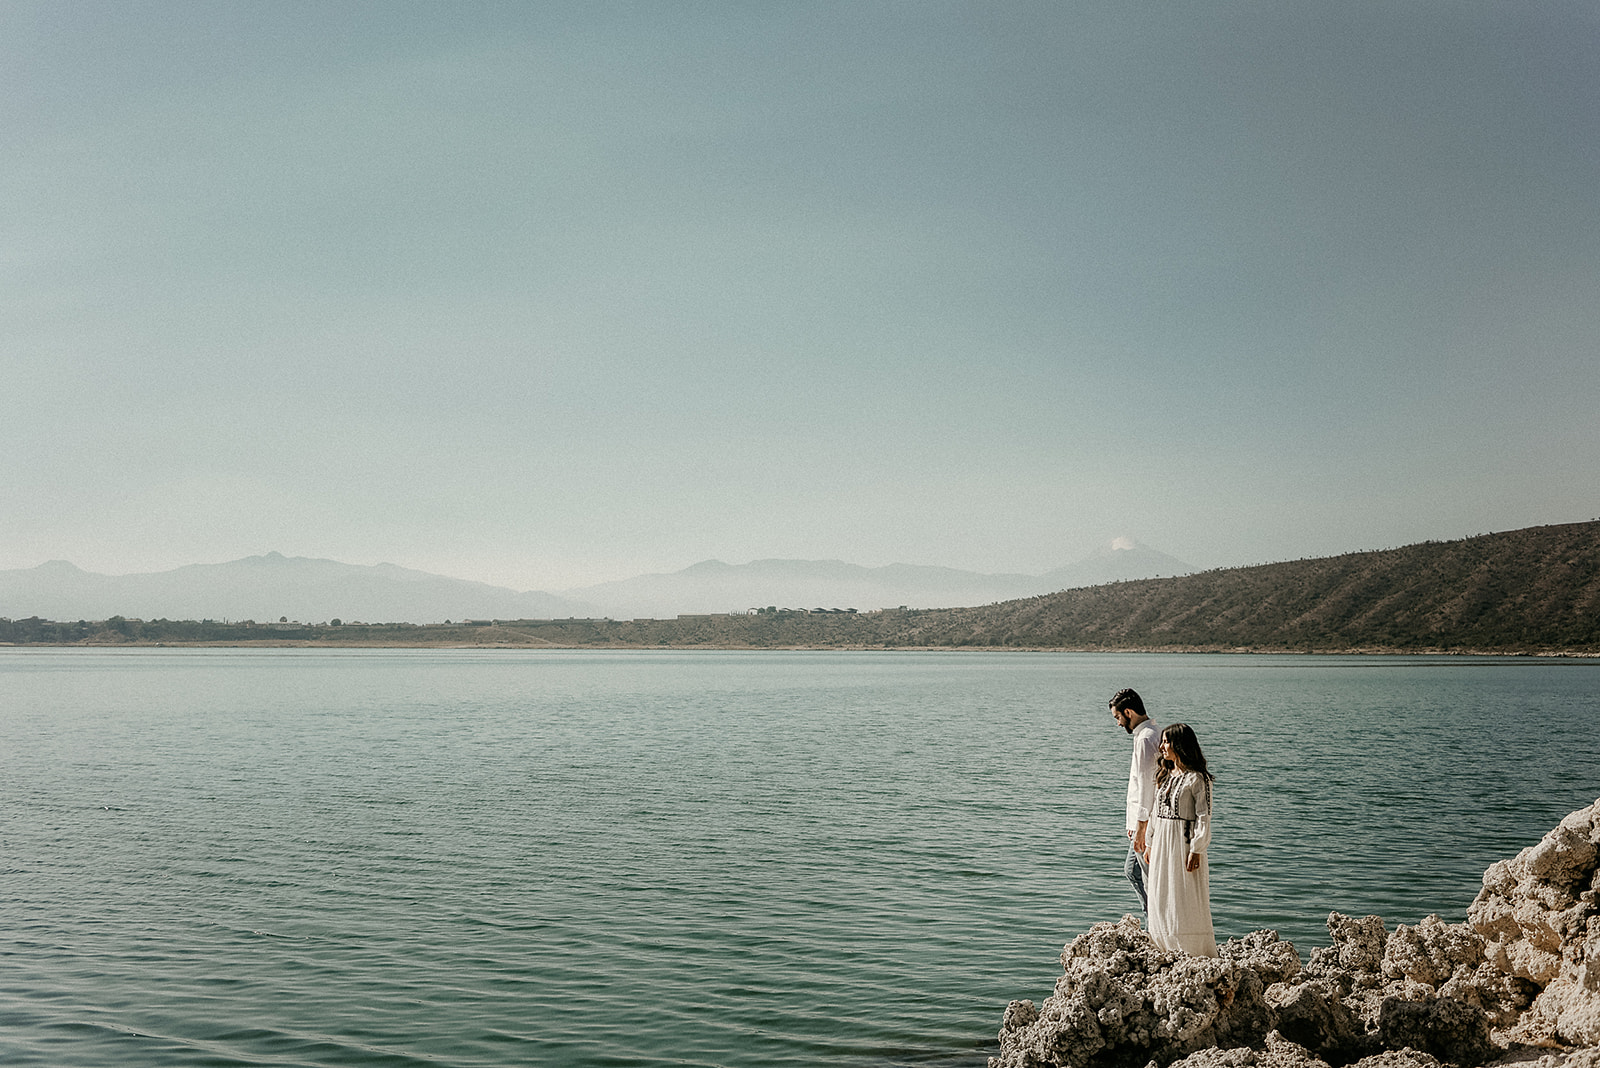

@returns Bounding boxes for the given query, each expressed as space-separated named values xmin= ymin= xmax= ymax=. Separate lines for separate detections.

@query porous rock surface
xmin=991 ymin=796 xmax=1600 ymax=1068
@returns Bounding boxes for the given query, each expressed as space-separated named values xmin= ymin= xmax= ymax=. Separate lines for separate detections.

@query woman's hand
xmin=1186 ymin=853 xmax=1201 ymax=873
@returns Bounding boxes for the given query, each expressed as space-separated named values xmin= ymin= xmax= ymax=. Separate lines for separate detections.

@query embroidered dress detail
xmin=1155 ymin=775 xmax=1211 ymax=846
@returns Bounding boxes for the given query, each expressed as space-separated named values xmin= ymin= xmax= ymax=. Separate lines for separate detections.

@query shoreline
xmin=2 ymin=639 xmax=1597 ymax=657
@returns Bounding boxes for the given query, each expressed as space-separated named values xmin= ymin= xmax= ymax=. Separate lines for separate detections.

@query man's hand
xmin=1133 ymin=823 xmax=1147 ymax=856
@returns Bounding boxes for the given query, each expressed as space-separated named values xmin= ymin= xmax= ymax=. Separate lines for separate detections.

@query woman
xmin=1144 ymin=722 xmax=1217 ymax=956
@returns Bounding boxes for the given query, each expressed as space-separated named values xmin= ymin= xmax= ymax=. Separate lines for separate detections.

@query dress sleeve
xmin=1188 ymin=776 xmax=1213 ymax=857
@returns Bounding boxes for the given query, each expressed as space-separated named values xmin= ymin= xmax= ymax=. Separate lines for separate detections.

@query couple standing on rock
xmin=1111 ymin=687 xmax=1217 ymax=957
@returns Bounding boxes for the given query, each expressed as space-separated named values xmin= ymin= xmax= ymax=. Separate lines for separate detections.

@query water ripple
xmin=1 ymin=649 xmax=1594 ymax=1066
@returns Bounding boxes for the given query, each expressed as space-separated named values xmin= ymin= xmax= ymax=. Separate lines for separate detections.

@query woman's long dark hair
xmin=1156 ymin=722 xmax=1213 ymax=786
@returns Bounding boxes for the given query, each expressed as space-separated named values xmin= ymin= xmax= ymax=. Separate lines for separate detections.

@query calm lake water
xmin=2 ymin=649 xmax=1596 ymax=1067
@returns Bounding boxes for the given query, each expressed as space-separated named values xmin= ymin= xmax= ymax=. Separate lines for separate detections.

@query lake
xmin=2 ymin=649 xmax=1596 ymax=1066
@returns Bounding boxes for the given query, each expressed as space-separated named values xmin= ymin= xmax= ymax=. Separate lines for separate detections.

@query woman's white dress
xmin=1146 ymin=770 xmax=1216 ymax=956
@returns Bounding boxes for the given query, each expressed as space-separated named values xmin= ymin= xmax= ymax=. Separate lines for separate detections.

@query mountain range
xmin=0 ymin=540 xmax=1193 ymax=624
xmin=0 ymin=553 xmax=588 ymax=625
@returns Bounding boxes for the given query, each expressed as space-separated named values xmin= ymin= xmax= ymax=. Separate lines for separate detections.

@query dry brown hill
xmin=891 ymin=519 xmax=1600 ymax=652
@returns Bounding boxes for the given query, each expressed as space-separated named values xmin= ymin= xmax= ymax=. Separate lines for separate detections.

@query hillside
xmin=908 ymin=520 xmax=1600 ymax=652
xmin=4 ymin=522 xmax=1596 ymax=653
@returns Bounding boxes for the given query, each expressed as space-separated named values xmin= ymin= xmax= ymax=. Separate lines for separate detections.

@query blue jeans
xmin=1125 ymin=837 xmax=1149 ymax=913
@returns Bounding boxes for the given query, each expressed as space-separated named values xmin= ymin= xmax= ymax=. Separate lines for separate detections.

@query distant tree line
xmin=0 ymin=616 xmax=323 ymax=644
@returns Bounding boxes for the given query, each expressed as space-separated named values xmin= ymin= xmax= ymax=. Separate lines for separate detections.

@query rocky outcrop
xmin=988 ymin=920 xmax=1292 ymax=1068
xmin=1470 ymin=802 xmax=1600 ymax=1049
xmin=991 ymin=796 xmax=1600 ymax=1068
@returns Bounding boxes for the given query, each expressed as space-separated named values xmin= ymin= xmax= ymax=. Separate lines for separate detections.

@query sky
xmin=4 ymin=2 xmax=1598 ymax=592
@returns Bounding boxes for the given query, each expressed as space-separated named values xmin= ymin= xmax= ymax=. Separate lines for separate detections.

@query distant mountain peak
xmin=217 ymin=551 xmax=303 ymax=569
xmin=1037 ymin=540 xmax=1195 ymax=591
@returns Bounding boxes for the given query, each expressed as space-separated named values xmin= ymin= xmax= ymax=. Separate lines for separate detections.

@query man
xmin=1110 ymin=687 xmax=1159 ymax=913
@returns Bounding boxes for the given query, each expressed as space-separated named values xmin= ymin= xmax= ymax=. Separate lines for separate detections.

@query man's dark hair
xmin=1109 ymin=688 xmax=1145 ymax=717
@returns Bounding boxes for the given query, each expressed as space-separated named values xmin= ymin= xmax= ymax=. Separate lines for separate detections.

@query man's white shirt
xmin=1126 ymin=719 xmax=1161 ymax=833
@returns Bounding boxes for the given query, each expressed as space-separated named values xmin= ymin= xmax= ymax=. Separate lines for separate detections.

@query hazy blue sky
xmin=5 ymin=2 xmax=1597 ymax=590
